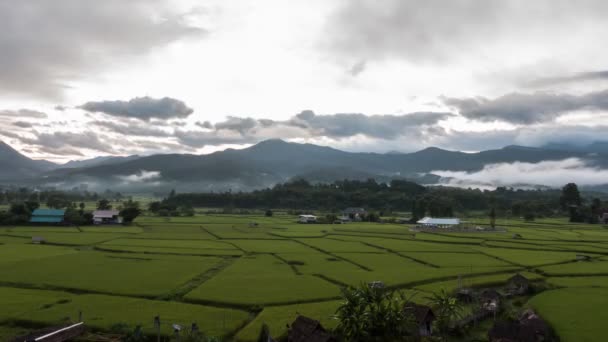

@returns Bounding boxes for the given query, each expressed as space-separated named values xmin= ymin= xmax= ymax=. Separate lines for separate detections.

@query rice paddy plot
xmin=4 ymin=232 xmax=129 ymax=246
xmin=547 ymin=276 xmax=608 ymax=288
xmin=228 ymin=239 xmax=318 ymax=254
xmin=97 ymin=245 xmax=243 ymax=256
xmin=101 ymin=238 xmax=238 ymax=251
xmin=80 ymin=226 xmax=144 ymax=234
xmin=0 ymin=251 xmax=223 ymax=297
xmin=296 ymin=238 xmax=384 ymax=253
xmin=415 ymin=272 xmax=542 ymax=293
xmin=236 ymin=300 xmax=340 ymax=341
xmin=414 ymin=233 xmax=484 ymax=245
xmin=276 ymin=252 xmax=369 ymax=282
xmin=398 ymin=252 xmax=513 ymax=268
xmin=0 ymin=235 xmax=31 ymax=244
xmin=6 ymin=226 xmax=81 ymax=233
xmin=0 ymin=244 xmax=77 ymax=264
xmin=482 ymin=240 xmax=567 ymax=251
xmin=529 ymin=287 xmax=608 ymax=342
xmin=474 ymin=247 xmax=580 ymax=266
xmin=0 ymin=287 xmax=249 ymax=338
xmin=336 ymin=235 xmax=475 ymax=253
xmin=540 ymin=260 xmax=608 ymax=276
xmin=184 ymin=254 xmax=341 ymax=306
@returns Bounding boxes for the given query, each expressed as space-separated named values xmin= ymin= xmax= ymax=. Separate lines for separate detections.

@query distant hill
xmin=62 ymin=155 xmax=141 ymax=169
xmin=0 ymin=141 xmax=56 ymax=180
xmin=3 ymin=139 xmax=608 ymax=191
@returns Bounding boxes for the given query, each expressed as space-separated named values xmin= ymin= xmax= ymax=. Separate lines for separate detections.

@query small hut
xmin=506 ymin=273 xmax=530 ymax=295
xmin=480 ymin=289 xmax=501 ymax=312
xmin=456 ymin=288 xmax=474 ymax=303
xmin=31 ymin=236 xmax=46 ymax=244
xmin=576 ymin=254 xmax=592 ymax=261
xmin=488 ymin=309 xmax=555 ymax=342
xmin=287 ymin=316 xmax=336 ymax=342
xmin=405 ymin=303 xmax=436 ymax=337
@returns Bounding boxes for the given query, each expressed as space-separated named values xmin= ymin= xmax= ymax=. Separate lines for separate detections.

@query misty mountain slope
xmin=4 ymin=139 xmax=608 ymax=191
xmin=61 ymin=155 xmax=141 ymax=169
xmin=0 ymin=141 xmax=56 ymax=179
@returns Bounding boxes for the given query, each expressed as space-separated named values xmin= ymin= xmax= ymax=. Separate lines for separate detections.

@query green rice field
xmin=1 ymin=214 xmax=608 ymax=341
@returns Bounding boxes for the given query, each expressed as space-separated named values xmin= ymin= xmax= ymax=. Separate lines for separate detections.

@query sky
xmin=2 ymin=0 xmax=608 ymax=162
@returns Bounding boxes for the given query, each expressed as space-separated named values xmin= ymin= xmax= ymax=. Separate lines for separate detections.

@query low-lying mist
xmin=432 ymin=158 xmax=608 ymax=189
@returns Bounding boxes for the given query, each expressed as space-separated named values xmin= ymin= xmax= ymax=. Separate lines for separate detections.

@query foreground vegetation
xmin=0 ymin=212 xmax=607 ymax=341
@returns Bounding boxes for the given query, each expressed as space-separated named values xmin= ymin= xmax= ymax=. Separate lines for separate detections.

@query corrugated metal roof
xmin=30 ymin=216 xmax=63 ymax=223
xmin=32 ymin=209 xmax=65 ymax=216
xmin=417 ymin=217 xmax=460 ymax=225
xmin=93 ymin=210 xmax=120 ymax=218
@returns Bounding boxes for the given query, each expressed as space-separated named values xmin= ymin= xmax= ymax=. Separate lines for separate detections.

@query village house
xmin=405 ymin=303 xmax=436 ymax=337
xmin=287 ymin=316 xmax=336 ymax=342
xmin=488 ymin=309 xmax=555 ymax=342
xmin=506 ymin=273 xmax=530 ymax=295
xmin=93 ymin=210 xmax=122 ymax=225
xmin=342 ymin=207 xmax=366 ymax=221
xmin=29 ymin=209 xmax=65 ymax=224
xmin=416 ymin=217 xmax=461 ymax=229
xmin=298 ymin=215 xmax=317 ymax=224
xmin=480 ymin=289 xmax=501 ymax=312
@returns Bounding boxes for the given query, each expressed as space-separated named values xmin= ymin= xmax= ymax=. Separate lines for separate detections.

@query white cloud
xmin=117 ymin=170 xmax=161 ymax=182
xmin=433 ymin=158 xmax=608 ymax=189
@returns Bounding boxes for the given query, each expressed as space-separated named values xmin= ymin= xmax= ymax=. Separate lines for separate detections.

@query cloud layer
xmin=433 ymin=158 xmax=608 ymax=189
xmin=443 ymin=89 xmax=608 ymax=124
xmin=81 ymin=97 xmax=194 ymax=121
xmin=0 ymin=0 xmax=202 ymax=99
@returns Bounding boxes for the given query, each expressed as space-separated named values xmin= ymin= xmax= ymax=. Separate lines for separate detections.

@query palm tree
xmin=427 ymin=289 xmax=463 ymax=340
xmin=334 ymin=283 xmax=417 ymax=341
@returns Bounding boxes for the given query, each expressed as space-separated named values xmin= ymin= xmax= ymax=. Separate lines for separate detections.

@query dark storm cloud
xmin=527 ymin=70 xmax=608 ymax=87
xmin=324 ymin=0 xmax=608 ymax=64
xmin=175 ymin=110 xmax=452 ymax=147
xmin=443 ymin=89 xmax=608 ymax=124
xmin=80 ymin=97 xmax=194 ymax=121
xmin=0 ymin=0 xmax=203 ymax=99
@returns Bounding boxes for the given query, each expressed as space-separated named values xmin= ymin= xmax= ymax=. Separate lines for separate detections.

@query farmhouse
xmin=29 ymin=209 xmax=65 ymax=224
xmin=342 ymin=207 xmax=366 ymax=220
xmin=506 ymin=273 xmax=530 ymax=295
xmin=416 ymin=217 xmax=460 ymax=228
xmin=93 ymin=210 xmax=122 ymax=225
xmin=480 ymin=289 xmax=501 ymax=312
xmin=287 ymin=315 xmax=336 ymax=342
xmin=405 ymin=303 xmax=435 ymax=337
xmin=488 ymin=309 xmax=555 ymax=342
xmin=298 ymin=215 xmax=317 ymax=224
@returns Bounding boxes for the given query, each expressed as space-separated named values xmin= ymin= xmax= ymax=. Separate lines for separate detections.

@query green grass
xmin=529 ymin=287 xmax=608 ymax=342
xmin=415 ymin=271 xmax=543 ymax=293
xmin=4 ymin=232 xmax=129 ymax=245
xmin=474 ymin=247 xmax=580 ymax=266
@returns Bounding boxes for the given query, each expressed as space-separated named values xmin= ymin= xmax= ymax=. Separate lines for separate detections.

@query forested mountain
xmin=2 ymin=139 xmax=608 ymax=192
xmin=0 ymin=141 xmax=56 ymax=180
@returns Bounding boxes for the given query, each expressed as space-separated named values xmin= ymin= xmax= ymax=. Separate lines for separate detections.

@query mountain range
xmin=1 ymin=139 xmax=608 ymax=192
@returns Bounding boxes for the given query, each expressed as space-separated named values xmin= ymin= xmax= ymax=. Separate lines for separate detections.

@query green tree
xmin=560 ymin=183 xmax=582 ymax=210
xmin=119 ymin=200 xmax=142 ymax=224
xmin=265 ymin=209 xmax=273 ymax=217
xmin=489 ymin=207 xmax=496 ymax=229
xmin=97 ymin=199 xmax=112 ymax=210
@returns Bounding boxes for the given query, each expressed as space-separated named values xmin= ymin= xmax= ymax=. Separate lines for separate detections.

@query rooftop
xmin=31 ymin=209 xmax=65 ymax=217
xmin=417 ymin=217 xmax=460 ymax=225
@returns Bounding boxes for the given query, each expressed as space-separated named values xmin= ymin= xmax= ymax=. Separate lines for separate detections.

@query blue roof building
xmin=30 ymin=209 xmax=66 ymax=224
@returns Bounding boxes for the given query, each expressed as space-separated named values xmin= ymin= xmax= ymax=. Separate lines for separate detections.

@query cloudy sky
xmin=2 ymin=0 xmax=608 ymax=162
